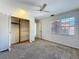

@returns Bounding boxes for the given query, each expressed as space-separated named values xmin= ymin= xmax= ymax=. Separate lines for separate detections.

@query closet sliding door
xmin=11 ymin=24 xmax=19 ymax=44
xmin=11 ymin=17 xmax=20 ymax=44
xmin=20 ymin=20 xmax=29 ymax=42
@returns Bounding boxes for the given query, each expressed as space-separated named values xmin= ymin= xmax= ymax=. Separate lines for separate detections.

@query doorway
xmin=11 ymin=17 xmax=29 ymax=44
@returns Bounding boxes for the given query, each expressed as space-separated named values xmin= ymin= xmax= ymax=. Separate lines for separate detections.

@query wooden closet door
xmin=20 ymin=20 xmax=29 ymax=42
xmin=11 ymin=24 xmax=19 ymax=44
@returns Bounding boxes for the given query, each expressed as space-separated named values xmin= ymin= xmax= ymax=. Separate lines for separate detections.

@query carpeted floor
xmin=0 ymin=39 xmax=79 ymax=59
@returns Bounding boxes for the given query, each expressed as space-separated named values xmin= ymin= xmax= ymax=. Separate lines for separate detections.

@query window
xmin=60 ymin=17 xmax=75 ymax=35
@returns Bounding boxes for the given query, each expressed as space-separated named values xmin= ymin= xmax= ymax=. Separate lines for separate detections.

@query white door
xmin=37 ymin=22 xmax=42 ymax=39
xmin=11 ymin=24 xmax=19 ymax=44
xmin=39 ymin=22 xmax=42 ymax=39
xmin=20 ymin=20 xmax=29 ymax=41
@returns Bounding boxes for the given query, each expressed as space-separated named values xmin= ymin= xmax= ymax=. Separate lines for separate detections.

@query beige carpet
xmin=0 ymin=39 xmax=79 ymax=59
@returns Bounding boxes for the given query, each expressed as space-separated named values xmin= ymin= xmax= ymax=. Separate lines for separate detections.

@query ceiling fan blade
xmin=40 ymin=3 xmax=47 ymax=11
xmin=18 ymin=0 xmax=41 ymax=7
xmin=44 ymin=11 xmax=50 ymax=13
xmin=32 ymin=10 xmax=50 ymax=13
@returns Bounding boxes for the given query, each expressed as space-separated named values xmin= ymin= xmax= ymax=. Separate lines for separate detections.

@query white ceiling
xmin=0 ymin=0 xmax=79 ymax=19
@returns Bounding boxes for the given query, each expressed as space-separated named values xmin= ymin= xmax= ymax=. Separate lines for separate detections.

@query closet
xmin=11 ymin=17 xmax=29 ymax=44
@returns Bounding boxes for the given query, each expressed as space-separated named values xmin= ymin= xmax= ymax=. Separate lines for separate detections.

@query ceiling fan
xmin=20 ymin=1 xmax=50 ymax=13
xmin=33 ymin=3 xmax=50 ymax=13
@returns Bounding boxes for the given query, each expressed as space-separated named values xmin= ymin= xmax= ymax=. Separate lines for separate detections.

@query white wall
xmin=29 ymin=17 xmax=36 ymax=42
xmin=0 ymin=13 xmax=11 ymax=51
xmin=37 ymin=9 xmax=79 ymax=49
